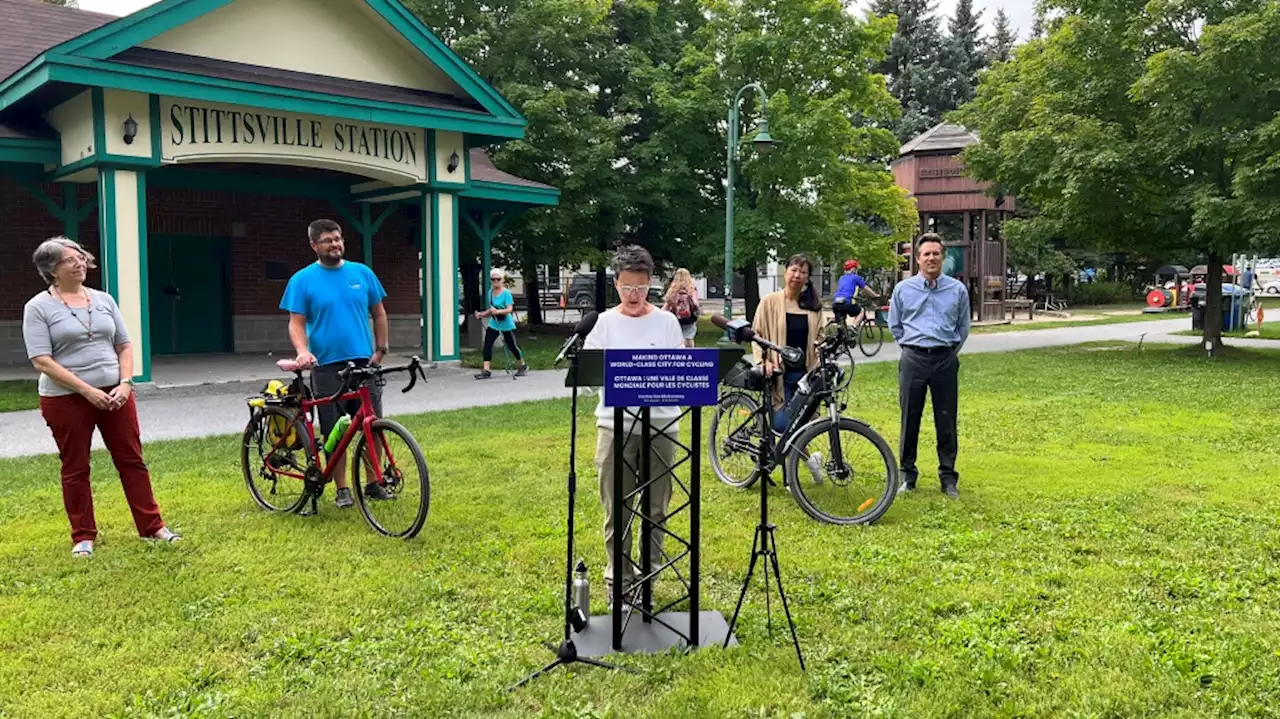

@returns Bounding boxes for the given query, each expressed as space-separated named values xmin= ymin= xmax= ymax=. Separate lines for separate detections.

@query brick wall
xmin=1 ymin=177 xmax=428 ymax=362
xmin=145 ymin=186 xmax=422 ymax=316
xmin=0 ymin=178 xmax=102 ymax=319
xmin=1 ymin=180 xmax=423 ymax=318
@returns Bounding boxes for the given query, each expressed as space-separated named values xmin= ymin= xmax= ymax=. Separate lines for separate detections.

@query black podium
xmin=565 ymin=346 xmax=744 ymax=657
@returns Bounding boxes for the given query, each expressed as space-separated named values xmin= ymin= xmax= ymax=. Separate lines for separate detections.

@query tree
xmin=942 ymin=0 xmax=986 ymax=109
xmin=870 ymin=0 xmax=954 ymax=142
xmin=986 ymin=8 xmax=1017 ymax=63
xmin=697 ymin=0 xmax=919 ymax=318
xmin=954 ymin=0 xmax=1280 ymax=349
xmin=405 ymin=0 xmax=626 ymax=323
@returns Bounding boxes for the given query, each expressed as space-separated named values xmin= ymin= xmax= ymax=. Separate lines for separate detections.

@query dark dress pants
xmin=898 ymin=347 xmax=960 ymax=488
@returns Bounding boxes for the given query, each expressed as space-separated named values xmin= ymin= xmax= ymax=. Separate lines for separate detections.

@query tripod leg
xmin=510 ymin=657 xmax=565 ymax=690
xmin=766 ymin=530 xmax=806 ymax=671
xmin=724 ymin=527 xmax=762 ymax=647
xmin=763 ymin=536 xmax=773 ymax=638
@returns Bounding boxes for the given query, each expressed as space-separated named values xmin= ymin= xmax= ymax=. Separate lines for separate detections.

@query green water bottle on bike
xmin=323 ymin=416 xmax=351 ymax=453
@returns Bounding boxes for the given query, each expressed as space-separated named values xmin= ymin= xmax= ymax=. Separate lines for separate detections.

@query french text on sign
xmin=604 ymin=349 xmax=720 ymax=407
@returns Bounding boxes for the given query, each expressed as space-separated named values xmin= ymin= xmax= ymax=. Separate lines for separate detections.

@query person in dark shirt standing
xmin=888 ymin=233 xmax=971 ymax=498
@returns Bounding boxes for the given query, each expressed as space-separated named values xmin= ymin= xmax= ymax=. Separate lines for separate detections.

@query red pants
xmin=39 ymin=392 xmax=165 ymax=544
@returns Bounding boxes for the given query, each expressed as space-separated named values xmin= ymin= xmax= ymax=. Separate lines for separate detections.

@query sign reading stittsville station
xmin=0 ymin=0 xmax=559 ymax=380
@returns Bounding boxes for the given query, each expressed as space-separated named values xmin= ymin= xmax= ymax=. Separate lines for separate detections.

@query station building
xmin=0 ymin=0 xmax=558 ymax=380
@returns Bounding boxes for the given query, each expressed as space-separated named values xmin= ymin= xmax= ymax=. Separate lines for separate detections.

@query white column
xmin=430 ymin=192 xmax=460 ymax=361
xmin=97 ymin=168 xmax=151 ymax=381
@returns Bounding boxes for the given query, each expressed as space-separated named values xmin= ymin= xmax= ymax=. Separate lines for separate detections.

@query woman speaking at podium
xmin=583 ymin=244 xmax=686 ymax=608
xmin=751 ymin=254 xmax=823 ymax=432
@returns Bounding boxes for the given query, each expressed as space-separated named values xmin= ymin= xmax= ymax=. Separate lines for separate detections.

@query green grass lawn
xmin=3 ymin=342 xmax=1280 ymax=716
xmin=0 ymin=380 xmax=39 ymax=413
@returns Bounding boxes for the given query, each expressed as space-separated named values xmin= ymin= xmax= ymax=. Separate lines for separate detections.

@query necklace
xmin=52 ymin=287 xmax=94 ymax=340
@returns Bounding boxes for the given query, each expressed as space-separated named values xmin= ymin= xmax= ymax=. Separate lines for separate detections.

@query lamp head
xmin=751 ymin=120 xmax=776 ymax=156
xmin=123 ymin=114 xmax=138 ymax=145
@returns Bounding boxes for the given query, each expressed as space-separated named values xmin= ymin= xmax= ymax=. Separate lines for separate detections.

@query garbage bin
xmin=1223 ymin=296 xmax=1244 ymax=332
xmin=1191 ymin=301 xmax=1204 ymax=330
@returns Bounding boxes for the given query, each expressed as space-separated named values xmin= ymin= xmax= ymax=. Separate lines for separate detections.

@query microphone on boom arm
xmin=711 ymin=314 xmax=805 ymax=367
xmin=554 ymin=311 xmax=600 ymax=366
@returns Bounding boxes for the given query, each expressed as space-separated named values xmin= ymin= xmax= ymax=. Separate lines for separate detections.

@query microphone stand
xmin=722 ymin=339 xmax=805 ymax=670
xmin=511 ymin=346 xmax=633 ymax=689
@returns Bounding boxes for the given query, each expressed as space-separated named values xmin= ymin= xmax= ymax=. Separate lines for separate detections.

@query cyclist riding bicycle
xmin=833 ymin=260 xmax=880 ymax=320
xmin=280 ymin=218 xmax=394 ymax=508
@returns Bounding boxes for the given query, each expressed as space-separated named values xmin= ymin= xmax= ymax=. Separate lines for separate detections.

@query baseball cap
xmin=490 ymin=268 xmax=504 ymax=279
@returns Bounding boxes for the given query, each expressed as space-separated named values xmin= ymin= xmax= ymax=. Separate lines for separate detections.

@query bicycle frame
xmin=301 ymin=385 xmax=388 ymax=482
xmin=256 ymin=357 xmax=428 ymax=487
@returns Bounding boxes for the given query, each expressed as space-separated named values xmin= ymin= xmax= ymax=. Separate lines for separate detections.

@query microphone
xmin=555 ymin=311 xmax=600 ymax=366
xmin=711 ymin=314 xmax=805 ymax=367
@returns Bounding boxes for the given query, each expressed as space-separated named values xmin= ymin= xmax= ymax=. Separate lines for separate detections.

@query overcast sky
xmin=79 ymin=0 xmax=1036 ymax=41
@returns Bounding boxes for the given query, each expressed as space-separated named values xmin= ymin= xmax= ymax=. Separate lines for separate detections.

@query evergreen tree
xmin=987 ymin=7 xmax=1017 ymax=63
xmin=942 ymin=0 xmax=986 ymax=108
xmin=870 ymin=0 xmax=952 ymax=141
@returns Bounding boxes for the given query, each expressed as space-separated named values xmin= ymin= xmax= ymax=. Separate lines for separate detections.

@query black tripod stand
xmin=722 ymin=346 xmax=805 ymax=670
xmin=511 ymin=350 xmax=636 ymax=689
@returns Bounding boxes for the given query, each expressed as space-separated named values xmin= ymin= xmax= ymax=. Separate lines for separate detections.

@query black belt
xmin=902 ymin=344 xmax=955 ymax=355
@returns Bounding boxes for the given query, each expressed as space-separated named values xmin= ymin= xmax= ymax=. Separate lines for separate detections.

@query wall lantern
xmin=123 ymin=114 xmax=138 ymax=145
xmin=448 ymin=150 xmax=460 ymax=174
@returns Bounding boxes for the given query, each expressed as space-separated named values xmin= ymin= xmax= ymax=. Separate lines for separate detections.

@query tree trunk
xmin=461 ymin=260 xmax=481 ymax=313
xmin=523 ymin=249 xmax=544 ymax=325
xmin=460 ymin=259 xmax=483 ymax=349
xmin=1203 ymin=251 xmax=1223 ymax=351
xmin=595 ymin=264 xmax=608 ymax=313
xmin=743 ymin=264 xmax=761 ymax=322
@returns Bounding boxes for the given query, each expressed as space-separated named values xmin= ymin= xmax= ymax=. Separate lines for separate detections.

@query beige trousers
xmin=594 ymin=426 xmax=676 ymax=588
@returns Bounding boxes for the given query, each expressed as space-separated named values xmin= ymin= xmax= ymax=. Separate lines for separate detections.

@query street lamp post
xmin=724 ymin=82 xmax=775 ymax=323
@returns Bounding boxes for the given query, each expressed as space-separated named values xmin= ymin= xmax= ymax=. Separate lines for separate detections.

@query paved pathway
xmin=1 ymin=317 xmax=1273 ymax=459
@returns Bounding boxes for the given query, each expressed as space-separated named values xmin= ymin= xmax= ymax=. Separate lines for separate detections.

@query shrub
xmin=1064 ymin=281 xmax=1140 ymax=306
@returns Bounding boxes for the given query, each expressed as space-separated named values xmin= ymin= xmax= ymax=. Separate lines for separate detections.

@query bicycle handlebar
xmin=331 ymin=356 xmax=428 ymax=401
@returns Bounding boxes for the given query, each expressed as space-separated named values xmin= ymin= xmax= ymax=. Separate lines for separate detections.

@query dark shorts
xmin=310 ymin=359 xmax=383 ymax=443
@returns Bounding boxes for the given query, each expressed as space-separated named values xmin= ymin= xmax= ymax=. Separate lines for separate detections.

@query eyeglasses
xmin=314 ymin=237 xmax=343 ymax=246
xmin=617 ymin=284 xmax=648 ymax=296
xmin=58 ymin=255 xmax=88 ymax=267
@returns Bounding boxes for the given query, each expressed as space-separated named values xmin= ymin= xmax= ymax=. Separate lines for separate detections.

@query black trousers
xmin=482 ymin=327 xmax=522 ymax=362
xmin=898 ymin=346 xmax=960 ymax=487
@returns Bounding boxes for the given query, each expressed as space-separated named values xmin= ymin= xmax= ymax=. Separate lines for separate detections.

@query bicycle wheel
xmin=241 ymin=406 xmax=313 ymax=513
xmin=858 ymin=321 xmax=884 ymax=357
xmin=784 ymin=416 xmax=898 ymax=525
xmin=352 ymin=418 xmax=430 ymax=538
xmin=709 ymin=391 xmax=766 ymax=489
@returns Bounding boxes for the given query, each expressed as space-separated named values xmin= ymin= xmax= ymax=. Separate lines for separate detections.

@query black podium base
xmin=569 ymin=611 xmax=738 ymax=657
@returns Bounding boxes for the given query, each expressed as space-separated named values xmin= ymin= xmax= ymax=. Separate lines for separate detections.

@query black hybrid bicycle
xmin=708 ymin=308 xmax=899 ymax=525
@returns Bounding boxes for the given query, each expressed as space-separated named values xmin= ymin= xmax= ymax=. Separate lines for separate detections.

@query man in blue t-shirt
xmin=834 ymin=259 xmax=879 ymax=319
xmin=280 ymin=218 xmax=392 ymax=508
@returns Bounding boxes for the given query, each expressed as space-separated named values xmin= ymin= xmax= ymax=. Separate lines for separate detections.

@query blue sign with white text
xmin=604 ymin=348 xmax=720 ymax=407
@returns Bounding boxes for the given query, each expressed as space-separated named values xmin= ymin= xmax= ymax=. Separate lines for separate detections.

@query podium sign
xmin=604 ymin=349 xmax=719 ymax=407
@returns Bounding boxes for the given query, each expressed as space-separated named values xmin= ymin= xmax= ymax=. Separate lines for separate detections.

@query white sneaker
xmin=805 ymin=452 xmax=826 ymax=484
xmin=146 ymin=527 xmax=181 ymax=543
xmin=71 ymin=540 xmax=94 ymax=557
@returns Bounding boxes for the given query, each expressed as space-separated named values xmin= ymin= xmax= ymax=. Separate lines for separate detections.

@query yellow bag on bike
xmin=261 ymin=379 xmax=305 ymax=451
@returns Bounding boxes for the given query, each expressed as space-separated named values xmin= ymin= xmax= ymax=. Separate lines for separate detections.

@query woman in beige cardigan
xmin=752 ymin=254 xmax=824 ymax=432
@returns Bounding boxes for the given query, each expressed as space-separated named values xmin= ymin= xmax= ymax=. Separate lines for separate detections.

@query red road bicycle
xmin=241 ymin=356 xmax=431 ymax=539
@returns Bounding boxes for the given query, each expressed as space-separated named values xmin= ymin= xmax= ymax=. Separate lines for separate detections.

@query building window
xmin=265 ymin=260 xmax=290 ymax=281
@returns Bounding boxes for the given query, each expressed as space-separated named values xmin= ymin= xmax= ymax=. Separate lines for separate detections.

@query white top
xmin=583 ymin=306 xmax=687 ymax=436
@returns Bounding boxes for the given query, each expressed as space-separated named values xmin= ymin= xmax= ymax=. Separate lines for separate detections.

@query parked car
xmin=565 ymin=274 xmax=664 ymax=308
xmin=1260 ymin=279 xmax=1280 ymax=296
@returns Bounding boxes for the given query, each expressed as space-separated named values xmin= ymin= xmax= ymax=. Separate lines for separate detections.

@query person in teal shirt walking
xmin=475 ymin=268 xmax=528 ymax=379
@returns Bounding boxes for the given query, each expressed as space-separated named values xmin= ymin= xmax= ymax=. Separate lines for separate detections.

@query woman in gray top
xmin=22 ymin=237 xmax=179 ymax=557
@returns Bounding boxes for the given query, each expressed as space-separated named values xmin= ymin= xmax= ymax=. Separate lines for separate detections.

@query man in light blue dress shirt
xmin=888 ymin=233 xmax=971 ymax=498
